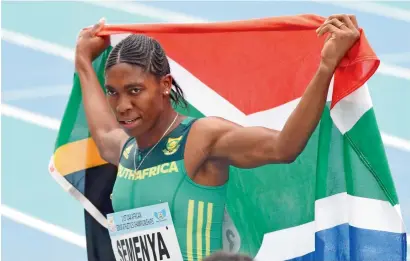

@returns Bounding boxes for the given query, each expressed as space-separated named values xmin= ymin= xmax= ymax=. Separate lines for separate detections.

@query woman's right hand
xmin=75 ymin=18 xmax=110 ymax=70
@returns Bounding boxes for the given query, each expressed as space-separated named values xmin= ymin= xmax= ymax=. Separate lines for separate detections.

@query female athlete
xmin=75 ymin=14 xmax=360 ymax=260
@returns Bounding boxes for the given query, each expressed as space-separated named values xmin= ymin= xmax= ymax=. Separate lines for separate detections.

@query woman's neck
xmin=136 ymin=109 xmax=179 ymax=150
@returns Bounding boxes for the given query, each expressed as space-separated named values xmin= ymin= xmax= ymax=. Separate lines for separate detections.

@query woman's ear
xmin=162 ymin=74 xmax=173 ymax=96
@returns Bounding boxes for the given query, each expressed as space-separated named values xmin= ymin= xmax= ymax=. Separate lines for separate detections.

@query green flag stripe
xmin=316 ymin=106 xmax=392 ymax=203
xmin=313 ymin=105 xmax=397 ymax=204
xmin=345 ymin=108 xmax=399 ymax=205
xmin=55 ymin=47 xmax=112 ymax=150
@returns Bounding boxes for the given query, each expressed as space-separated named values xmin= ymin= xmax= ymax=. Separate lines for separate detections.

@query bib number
xmin=107 ymin=203 xmax=183 ymax=261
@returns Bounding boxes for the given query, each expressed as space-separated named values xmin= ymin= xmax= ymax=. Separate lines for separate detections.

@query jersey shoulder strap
xmin=180 ymin=116 xmax=197 ymax=126
xmin=118 ymin=136 xmax=135 ymax=163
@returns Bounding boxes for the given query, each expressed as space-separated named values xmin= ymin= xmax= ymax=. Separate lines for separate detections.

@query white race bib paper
xmin=107 ymin=202 xmax=183 ymax=261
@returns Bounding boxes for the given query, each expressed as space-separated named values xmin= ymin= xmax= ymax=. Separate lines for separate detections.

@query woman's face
xmin=104 ymin=63 xmax=172 ymax=137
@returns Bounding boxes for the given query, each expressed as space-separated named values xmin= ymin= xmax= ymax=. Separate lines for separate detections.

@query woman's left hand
xmin=316 ymin=14 xmax=360 ymax=71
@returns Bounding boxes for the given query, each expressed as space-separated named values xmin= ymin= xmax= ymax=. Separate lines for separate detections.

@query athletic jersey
xmin=111 ymin=117 xmax=228 ymax=261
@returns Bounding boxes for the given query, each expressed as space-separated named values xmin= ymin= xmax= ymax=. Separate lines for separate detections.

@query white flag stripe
xmin=315 ymin=193 xmax=405 ymax=233
xmin=255 ymin=193 xmax=405 ymax=259
xmin=244 ymin=98 xmax=300 ymax=130
xmin=255 ymin=221 xmax=315 ymax=261
xmin=169 ymin=58 xmax=247 ymax=124
xmin=330 ymin=83 xmax=373 ymax=135
xmin=245 ymin=79 xmax=334 ymax=130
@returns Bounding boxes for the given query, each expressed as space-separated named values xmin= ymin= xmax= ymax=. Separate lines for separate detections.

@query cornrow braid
xmin=105 ymin=34 xmax=188 ymax=109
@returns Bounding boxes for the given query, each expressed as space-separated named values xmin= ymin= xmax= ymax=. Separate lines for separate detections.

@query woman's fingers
xmin=90 ymin=17 xmax=106 ymax=37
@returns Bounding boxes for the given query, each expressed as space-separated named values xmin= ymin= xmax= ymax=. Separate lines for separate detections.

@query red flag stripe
xmin=98 ymin=15 xmax=325 ymax=34
xmin=98 ymin=15 xmax=379 ymax=114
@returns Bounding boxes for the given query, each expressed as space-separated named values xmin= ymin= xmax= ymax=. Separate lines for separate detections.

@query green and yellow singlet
xmin=111 ymin=117 xmax=227 ymax=261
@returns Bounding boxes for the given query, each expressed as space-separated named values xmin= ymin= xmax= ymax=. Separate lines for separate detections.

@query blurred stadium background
xmin=1 ymin=1 xmax=409 ymax=260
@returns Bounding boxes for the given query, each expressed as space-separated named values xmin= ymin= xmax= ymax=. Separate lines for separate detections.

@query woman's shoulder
xmin=192 ymin=116 xmax=242 ymax=134
xmin=185 ymin=116 xmax=242 ymax=153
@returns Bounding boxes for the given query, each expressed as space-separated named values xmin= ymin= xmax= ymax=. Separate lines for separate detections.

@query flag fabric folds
xmin=48 ymin=14 xmax=407 ymax=261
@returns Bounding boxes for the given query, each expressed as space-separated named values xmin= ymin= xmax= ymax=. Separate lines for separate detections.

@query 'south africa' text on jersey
xmin=117 ymin=162 xmax=179 ymax=181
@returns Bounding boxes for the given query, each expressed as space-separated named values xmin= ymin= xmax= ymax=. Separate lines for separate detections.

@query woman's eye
xmin=130 ymin=88 xmax=140 ymax=94
xmin=106 ymin=90 xmax=116 ymax=96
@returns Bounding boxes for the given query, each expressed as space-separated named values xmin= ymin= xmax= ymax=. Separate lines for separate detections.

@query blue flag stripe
xmin=287 ymin=224 xmax=407 ymax=261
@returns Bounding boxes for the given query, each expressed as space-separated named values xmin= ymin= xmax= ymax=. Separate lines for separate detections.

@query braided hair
xmin=105 ymin=34 xmax=188 ymax=109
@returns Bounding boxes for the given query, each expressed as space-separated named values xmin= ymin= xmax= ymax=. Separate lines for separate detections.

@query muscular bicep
xmin=194 ymin=117 xmax=291 ymax=169
xmin=209 ymin=123 xmax=285 ymax=168
xmin=97 ymin=128 xmax=129 ymax=166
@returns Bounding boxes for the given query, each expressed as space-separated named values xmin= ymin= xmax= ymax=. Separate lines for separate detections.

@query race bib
xmin=107 ymin=202 xmax=183 ymax=261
